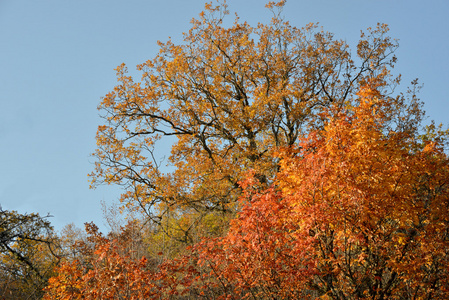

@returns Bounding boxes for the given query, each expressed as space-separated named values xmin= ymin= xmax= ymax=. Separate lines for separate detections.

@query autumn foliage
xmin=89 ymin=0 xmax=400 ymax=243
xmin=175 ymin=83 xmax=449 ymax=299
xmin=43 ymin=1 xmax=449 ymax=299
xmin=43 ymin=223 xmax=159 ymax=299
xmin=45 ymin=82 xmax=449 ymax=298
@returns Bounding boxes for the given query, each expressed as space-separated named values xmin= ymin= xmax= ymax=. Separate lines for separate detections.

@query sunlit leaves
xmin=179 ymin=83 xmax=449 ymax=299
xmin=53 ymin=0 xmax=449 ymax=298
xmin=90 ymin=1 xmax=402 ymax=247
xmin=44 ymin=222 xmax=159 ymax=300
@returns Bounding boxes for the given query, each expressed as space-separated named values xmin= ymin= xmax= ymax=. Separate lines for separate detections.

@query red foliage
xmin=46 ymin=83 xmax=449 ymax=299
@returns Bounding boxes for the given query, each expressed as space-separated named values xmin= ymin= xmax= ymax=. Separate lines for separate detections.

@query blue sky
xmin=1 ymin=0 xmax=448 ymax=233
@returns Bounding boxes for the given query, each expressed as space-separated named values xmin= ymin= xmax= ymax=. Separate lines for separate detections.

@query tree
xmin=46 ymin=1 xmax=449 ymax=298
xmin=48 ymin=81 xmax=449 ymax=299
xmin=159 ymin=82 xmax=448 ymax=299
xmin=44 ymin=222 xmax=159 ymax=300
xmin=0 ymin=208 xmax=60 ymax=299
xmin=90 ymin=0 xmax=400 ymax=244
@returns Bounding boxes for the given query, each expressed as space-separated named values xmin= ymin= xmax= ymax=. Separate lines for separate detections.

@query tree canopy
xmin=43 ymin=1 xmax=449 ymax=299
xmin=164 ymin=83 xmax=449 ymax=299
xmin=90 ymin=1 xmax=402 ymax=244
xmin=45 ymin=80 xmax=449 ymax=299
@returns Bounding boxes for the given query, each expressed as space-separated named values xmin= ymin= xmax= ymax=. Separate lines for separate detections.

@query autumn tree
xmin=137 ymin=81 xmax=448 ymax=299
xmin=90 ymin=0 xmax=400 ymax=244
xmin=44 ymin=222 xmax=160 ymax=300
xmin=48 ymin=79 xmax=449 ymax=299
xmin=187 ymin=80 xmax=449 ymax=298
xmin=0 ymin=208 xmax=60 ymax=299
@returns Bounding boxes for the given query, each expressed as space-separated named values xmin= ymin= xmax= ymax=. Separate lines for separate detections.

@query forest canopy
xmin=5 ymin=0 xmax=449 ymax=299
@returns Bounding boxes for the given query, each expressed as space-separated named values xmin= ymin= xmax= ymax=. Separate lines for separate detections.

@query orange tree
xmin=162 ymin=82 xmax=448 ymax=299
xmin=132 ymin=81 xmax=447 ymax=299
xmin=89 ymin=1 xmax=402 ymax=244
xmin=44 ymin=222 xmax=159 ymax=300
xmin=47 ymin=81 xmax=449 ymax=299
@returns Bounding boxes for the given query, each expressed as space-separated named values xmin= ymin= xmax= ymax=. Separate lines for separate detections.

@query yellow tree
xmin=90 ymin=0 xmax=402 ymax=243
xmin=0 ymin=209 xmax=60 ymax=299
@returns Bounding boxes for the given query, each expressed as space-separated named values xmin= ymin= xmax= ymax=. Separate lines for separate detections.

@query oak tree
xmin=90 ymin=1 xmax=400 ymax=243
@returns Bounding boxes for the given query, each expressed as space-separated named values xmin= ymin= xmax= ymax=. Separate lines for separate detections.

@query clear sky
xmin=1 ymin=0 xmax=448 ymax=233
